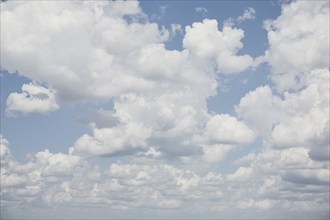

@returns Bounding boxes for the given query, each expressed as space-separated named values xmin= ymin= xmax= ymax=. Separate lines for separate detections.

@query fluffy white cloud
xmin=2 ymin=1 xmax=255 ymax=158
xmin=235 ymin=85 xmax=281 ymax=138
xmin=1 ymin=1 xmax=168 ymax=103
xmin=251 ymin=147 xmax=329 ymax=192
xmin=204 ymin=114 xmax=255 ymax=145
xmin=232 ymin=2 xmax=329 ymax=216
xmin=235 ymin=69 xmax=329 ymax=202
xmin=183 ymin=19 xmax=254 ymax=74
xmin=271 ymin=106 xmax=328 ymax=149
xmin=236 ymin=69 xmax=329 ymax=146
xmin=1 ymin=138 xmax=229 ymax=217
xmin=73 ymin=98 xmax=256 ymax=159
xmin=226 ymin=146 xmax=329 ymax=215
xmin=6 ymin=83 xmax=59 ymax=116
xmin=1 ymin=131 xmax=329 ymax=219
xmin=1 ymin=1 xmax=329 ymax=218
xmin=264 ymin=1 xmax=329 ymax=92
xmin=0 ymin=140 xmax=288 ymax=217
xmin=1 ymin=0 xmax=262 ymax=164
xmin=0 ymin=135 xmax=11 ymax=166
xmin=73 ymin=90 xmax=208 ymax=157
xmin=73 ymin=122 xmax=151 ymax=156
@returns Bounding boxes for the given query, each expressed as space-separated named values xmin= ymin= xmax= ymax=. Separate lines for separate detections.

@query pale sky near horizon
xmin=1 ymin=0 xmax=329 ymax=219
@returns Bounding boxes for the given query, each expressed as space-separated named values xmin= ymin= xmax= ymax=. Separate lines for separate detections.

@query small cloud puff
xmin=195 ymin=6 xmax=208 ymax=16
xmin=6 ymin=83 xmax=59 ymax=117
xmin=237 ymin=7 xmax=255 ymax=22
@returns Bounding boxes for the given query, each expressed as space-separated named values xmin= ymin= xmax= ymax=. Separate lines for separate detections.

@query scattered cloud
xmin=195 ymin=6 xmax=208 ymax=17
xmin=0 ymin=0 xmax=329 ymax=219
xmin=232 ymin=2 xmax=329 ymax=218
xmin=237 ymin=7 xmax=256 ymax=22
xmin=151 ymin=5 xmax=168 ymax=21
xmin=2 ymin=133 xmax=328 ymax=218
xmin=0 ymin=135 xmax=11 ymax=166
xmin=6 ymin=83 xmax=59 ymax=116
xmin=183 ymin=19 xmax=254 ymax=74
xmin=170 ymin=23 xmax=183 ymax=37
xmin=159 ymin=5 xmax=168 ymax=15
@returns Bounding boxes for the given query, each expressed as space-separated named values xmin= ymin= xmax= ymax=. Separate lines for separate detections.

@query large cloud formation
xmin=2 ymin=0 xmax=255 ymax=159
xmin=1 ymin=0 xmax=329 ymax=219
xmin=264 ymin=1 xmax=329 ymax=92
xmin=6 ymin=83 xmax=59 ymax=116
xmin=235 ymin=0 xmax=329 ymax=217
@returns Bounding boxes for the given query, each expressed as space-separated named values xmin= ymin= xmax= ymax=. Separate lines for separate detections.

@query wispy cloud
xmin=237 ymin=7 xmax=255 ymax=22
xmin=195 ymin=6 xmax=208 ymax=17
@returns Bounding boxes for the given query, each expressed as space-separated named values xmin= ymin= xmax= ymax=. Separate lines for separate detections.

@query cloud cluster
xmin=2 ymin=1 xmax=258 ymax=160
xmin=233 ymin=1 xmax=329 ymax=216
xmin=237 ymin=69 xmax=329 ymax=145
xmin=203 ymin=114 xmax=255 ymax=145
xmin=2 ymin=135 xmax=328 ymax=219
xmin=234 ymin=69 xmax=330 ymax=216
xmin=2 ymin=1 xmax=254 ymax=159
xmin=1 ymin=138 xmax=225 ymax=218
xmin=1 ymin=1 xmax=167 ymax=103
xmin=183 ymin=19 xmax=254 ymax=74
xmin=1 ymin=0 xmax=329 ymax=219
xmin=264 ymin=1 xmax=329 ymax=92
xmin=2 ymin=1 xmax=254 ymax=103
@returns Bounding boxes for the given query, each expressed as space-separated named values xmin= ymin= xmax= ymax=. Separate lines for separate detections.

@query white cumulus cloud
xmin=183 ymin=19 xmax=254 ymax=74
xmin=6 ymin=83 xmax=59 ymax=116
xmin=1 ymin=0 xmax=329 ymax=219
xmin=264 ymin=1 xmax=329 ymax=92
xmin=204 ymin=114 xmax=255 ymax=145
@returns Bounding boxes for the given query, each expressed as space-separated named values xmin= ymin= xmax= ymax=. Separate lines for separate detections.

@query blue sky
xmin=1 ymin=0 xmax=329 ymax=219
